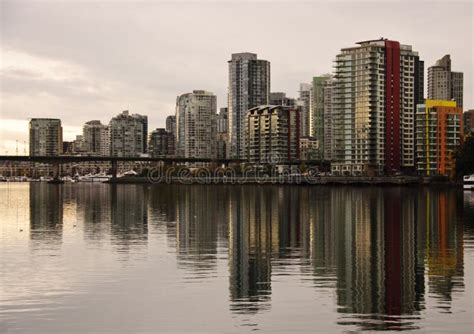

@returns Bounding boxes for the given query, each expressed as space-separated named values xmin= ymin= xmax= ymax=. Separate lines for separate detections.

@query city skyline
xmin=1 ymin=3 xmax=474 ymax=332
xmin=1 ymin=1 xmax=473 ymax=155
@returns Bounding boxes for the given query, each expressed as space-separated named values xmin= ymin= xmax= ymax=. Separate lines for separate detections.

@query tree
xmin=455 ymin=136 xmax=474 ymax=179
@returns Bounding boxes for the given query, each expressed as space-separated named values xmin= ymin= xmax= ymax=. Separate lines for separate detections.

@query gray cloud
xmin=1 ymin=69 xmax=108 ymax=101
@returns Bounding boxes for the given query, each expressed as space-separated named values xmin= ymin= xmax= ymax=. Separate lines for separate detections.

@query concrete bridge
xmin=0 ymin=155 xmax=328 ymax=182
xmin=0 ymin=155 xmax=244 ymax=181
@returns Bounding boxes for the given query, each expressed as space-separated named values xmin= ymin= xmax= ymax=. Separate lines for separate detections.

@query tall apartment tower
xmin=100 ymin=126 xmax=110 ymax=156
xmin=165 ymin=115 xmax=177 ymax=155
xmin=332 ymin=39 xmax=424 ymax=175
xmin=216 ymin=107 xmax=229 ymax=159
xmin=175 ymin=90 xmax=217 ymax=159
xmin=245 ymin=105 xmax=300 ymax=163
xmin=29 ymin=118 xmax=63 ymax=156
xmin=228 ymin=53 xmax=270 ymax=158
xmin=428 ymin=55 xmax=463 ymax=108
xmin=298 ymin=83 xmax=312 ymax=137
xmin=109 ymin=110 xmax=148 ymax=157
xmin=166 ymin=115 xmax=176 ymax=137
xmin=217 ymin=107 xmax=229 ymax=134
xmin=323 ymin=77 xmax=335 ymax=161
xmin=311 ymin=75 xmax=334 ymax=160
xmin=83 ymin=120 xmax=108 ymax=156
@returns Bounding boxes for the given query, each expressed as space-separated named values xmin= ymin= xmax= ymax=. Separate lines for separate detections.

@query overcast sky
xmin=1 ymin=0 xmax=473 ymax=154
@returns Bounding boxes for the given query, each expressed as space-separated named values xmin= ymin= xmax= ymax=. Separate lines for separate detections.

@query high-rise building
xmin=269 ymin=92 xmax=296 ymax=107
xmin=148 ymin=128 xmax=175 ymax=157
xmin=323 ymin=77 xmax=335 ymax=161
xmin=311 ymin=75 xmax=334 ymax=160
xmin=415 ymin=100 xmax=463 ymax=177
xmin=83 ymin=120 xmax=108 ymax=156
xmin=109 ymin=110 xmax=148 ymax=157
xmin=29 ymin=118 xmax=63 ymax=156
xmin=451 ymin=72 xmax=464 ymax=108
xmin=428 ymin=55 xmax=463 ymax=108
xmin=245 ymin=105 xmax=300 ymax=163
xmin=175 ymin=90 xmax=217 ymax=159
xmin=100 ymin=127 xmax=110 ymax=156
xmin=217 ymin=107 xmax=228 ymax=134
xmin=216 ymin=133 xmax=227 ymax=160
xmin=298 ymin=83 xmax=312 ymax=137
xmin=332 ymin=39 xmax=424 ymax=175
xmin=165 ymin=115 xmax=177 ymax=155
xmin=228 ymin=53 xmax=270 ymax=158
xmin=216 ymin=107 xmax=228 ymax=159
xmin=166 ymin=115 xmax=176 ymax=137
xmin=464 ymin=110 xmax=474 ymax=136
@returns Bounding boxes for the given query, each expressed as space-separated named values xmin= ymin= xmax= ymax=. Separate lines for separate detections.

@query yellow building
xmin=416 ymin=100 xmax=464 ymax=177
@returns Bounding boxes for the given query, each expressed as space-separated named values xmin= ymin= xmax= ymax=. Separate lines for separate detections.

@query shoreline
xmin=1 ymin=177 xmax=465 ymax=188
xmin=103 ymin=176 xmax=463 ymax=187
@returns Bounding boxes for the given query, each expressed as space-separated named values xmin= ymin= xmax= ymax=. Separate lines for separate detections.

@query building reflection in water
xmin=175 ymin=186 xmax=221 ymax=274
xmin=463 ymin=191 xmax=474 ymax=236
xmin=26 ymin=184 xmax=471 ymax=331
xmin=165 ymin=185 xmax=468 ymax=330
xmin=29 ymin=183 xmax=63 ymax=250
xmin=419 ymin=189 xmax=464 ymax=311
xmin=329 ymin=188 xmax=424 ymax=330
xmin=156 ymin=185 xmax=229 ymax=277
xmin=76 ymin=184 xmax=111 ymax=245
xmin=228 ymin=187 xmax=279 ymax=314
xmin=110 ymin=185 xmax=148 ymax=254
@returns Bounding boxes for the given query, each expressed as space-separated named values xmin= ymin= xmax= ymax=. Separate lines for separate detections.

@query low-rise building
xmin=464 ymin=109 xmax=474 ymax=136
xmin=71 ymin=135 xmax=86 ymax=155
xmin=299 ymin=137 xmax=319 ymax=161
xmin=148 ymin=128 xmax=175 ymax=157
xmin=62 ymin=141 xmax=73 ymax=155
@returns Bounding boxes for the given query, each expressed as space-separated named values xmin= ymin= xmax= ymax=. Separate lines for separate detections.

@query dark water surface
xmin=1 ymin=183 xmax=473 ymax=333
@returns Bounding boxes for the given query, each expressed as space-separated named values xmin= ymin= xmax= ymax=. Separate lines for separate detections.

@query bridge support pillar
xmin=47 ymin=162 xmax=64 ymax=184
xmin=111 ymin=160 xmax=118 ymax=179
xmin=52 ymin=162 xmax=61 ymax=181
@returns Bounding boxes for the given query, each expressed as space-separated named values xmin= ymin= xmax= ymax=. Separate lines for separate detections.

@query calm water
xmin=0 ymin=183 xmax=473 ymax=333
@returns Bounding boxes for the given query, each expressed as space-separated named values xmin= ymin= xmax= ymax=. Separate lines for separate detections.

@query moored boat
xmin=464 ymin=174 xmax=474 ymax=190
xmin=77 ymin=173 xmax=112 ymax=182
